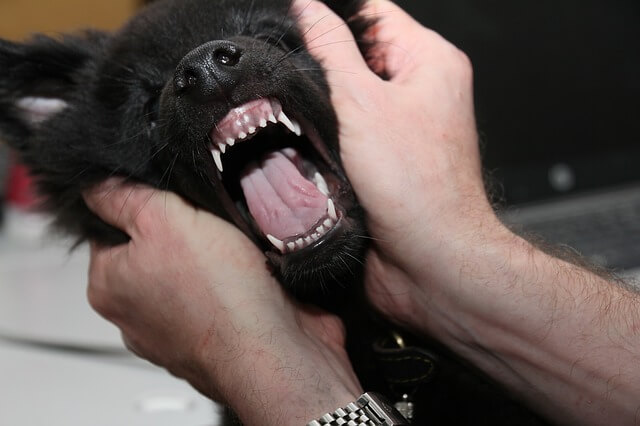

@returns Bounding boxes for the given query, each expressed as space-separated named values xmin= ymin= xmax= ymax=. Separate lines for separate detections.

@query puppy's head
xmin=0 ymin=0 xmax=370 ymax=297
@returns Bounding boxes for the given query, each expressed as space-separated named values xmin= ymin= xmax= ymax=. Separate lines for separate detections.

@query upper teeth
xmin=266 ymin=201 xmax=339 ymax=253
xmin=212 ymin=149 xmax=223 ymax=172
xmin=313 ymin=172 xmax=329 ymax=196
xmin=210 ymin=99 xmax=303 ymax=173
xmin=277 ymin=111 xmax=297 ymax=134
xmin=327 ymin=198 xmax=338 ymax=221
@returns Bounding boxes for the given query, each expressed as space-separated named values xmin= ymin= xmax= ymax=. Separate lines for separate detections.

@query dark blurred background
xmin=2 ymin=0 xmax=639 ymax=207
xmin=395 ymin=0 xmax=640 ymax=204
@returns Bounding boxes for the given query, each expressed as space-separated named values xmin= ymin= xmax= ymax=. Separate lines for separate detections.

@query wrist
xmin=434 ymin=233 xmax=640 ymax=424
xmin=406 ymin=220 xmax=533 ymax=344
xmin=197 ymin=320 xmax=362 ymax=426
xmin=404 ymin=224 xmax=640 ymax=424
xmin=366 ymin=207 xmax=514 ymax=337
xmin=230 ymin=342 xmax=361 ymax=426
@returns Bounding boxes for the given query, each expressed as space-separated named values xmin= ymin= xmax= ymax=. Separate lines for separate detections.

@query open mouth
xmin=208 ymin=98 xmax=343 ymax=255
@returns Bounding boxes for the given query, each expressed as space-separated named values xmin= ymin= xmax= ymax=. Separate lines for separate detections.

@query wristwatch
xmin=306 ymin=392 xmax=411 ymax=426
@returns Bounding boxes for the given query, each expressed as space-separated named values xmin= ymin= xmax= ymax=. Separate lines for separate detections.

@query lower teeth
xmin=265 ymin=202 xmax=338 ymax=254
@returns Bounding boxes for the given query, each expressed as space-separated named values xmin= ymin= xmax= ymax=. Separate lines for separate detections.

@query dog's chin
xmin=269 ymin=212 xmax=366 ymax=301
xmin=200 ymin=97 xmax=365 ymax=294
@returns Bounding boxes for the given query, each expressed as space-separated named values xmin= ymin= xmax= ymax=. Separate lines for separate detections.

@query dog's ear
xmin=0 ymin=31 xmax=109 ymax=151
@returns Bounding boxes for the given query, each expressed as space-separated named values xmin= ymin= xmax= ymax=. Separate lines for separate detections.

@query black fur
xmin=0 ymin=0 xmax=369 ymax=295
xmin=0 ymin=1 xmax=551 ymax=424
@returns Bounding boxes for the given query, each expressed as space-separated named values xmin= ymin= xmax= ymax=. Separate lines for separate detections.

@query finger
xmin=292 ymin=0 xmax=375 ymax=94
xmin=121 ymin=333 xmax=143 ymax=358
xmin=83 ymin=178 xmax=159 ymax=236
xmin=87 ymin=241 xmax=128 ymax=321
xmin=362 ymin=0 xmax=462 ymax=83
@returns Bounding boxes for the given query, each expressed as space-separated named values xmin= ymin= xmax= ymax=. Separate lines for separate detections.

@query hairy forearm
xmin=195 ymin=318 xmax=362 ymax=426
xmin=416 ymin=225 xmax=640 ymax=424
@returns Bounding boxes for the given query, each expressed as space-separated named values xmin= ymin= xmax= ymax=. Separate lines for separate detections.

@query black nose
xmin=174 ymin=41 xmax=244 ymax=102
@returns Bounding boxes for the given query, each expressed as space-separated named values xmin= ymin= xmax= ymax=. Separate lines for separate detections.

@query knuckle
xmin=133 ymin=206 xmax=157 ymax=238
xmin=86 ymin=247 xmax=125 ymax=319
xmin=455 ymin=49 xmax=474 ymax=80
xmin=86 ymin=276 xmax=108 ymax=315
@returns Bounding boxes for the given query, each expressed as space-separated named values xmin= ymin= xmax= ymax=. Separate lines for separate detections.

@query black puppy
xmin=0 ymin=0 xmax=369 ymax=297
xmin=0 ymin=1 xmax=551 ymax=424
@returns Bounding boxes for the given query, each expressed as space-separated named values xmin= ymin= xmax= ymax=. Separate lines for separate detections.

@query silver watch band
xmin=306 ymin=393 xmax=410 ymax=426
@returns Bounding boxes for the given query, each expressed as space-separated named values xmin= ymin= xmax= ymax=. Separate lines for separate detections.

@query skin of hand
xmin=293 ymin=0 xmax=497 ymax=339
xmin=85 ymin=182 xmax=362 ymax=426
xmin=296 ymin=1 xmax=640 ymax=424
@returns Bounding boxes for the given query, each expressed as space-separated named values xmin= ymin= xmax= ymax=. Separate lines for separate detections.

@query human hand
xmin=84 ymin=180 xmax=362 ymax=426
xmin=294 ymin=0 xmax=511 ymax=338
xmin=295 ymin=5 xmax=640 ymax=425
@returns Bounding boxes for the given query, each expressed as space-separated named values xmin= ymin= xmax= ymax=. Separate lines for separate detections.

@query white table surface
xmin=0 ymin=209 xmax=221 ymax=425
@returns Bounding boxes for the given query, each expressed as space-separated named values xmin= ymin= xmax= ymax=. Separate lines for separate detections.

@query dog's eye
xmin=144 ymin=96 xmax=160 ymax=126
xmin=144 ymin=95 xmax=160 ymax=133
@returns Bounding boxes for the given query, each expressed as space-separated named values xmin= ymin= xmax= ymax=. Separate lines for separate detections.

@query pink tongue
xmin=240 ymin=151 xmax=328 ymax=240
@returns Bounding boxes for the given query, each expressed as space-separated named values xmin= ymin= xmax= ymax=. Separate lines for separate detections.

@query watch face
xmin=359 ymin=393 xmax=410 ymax=425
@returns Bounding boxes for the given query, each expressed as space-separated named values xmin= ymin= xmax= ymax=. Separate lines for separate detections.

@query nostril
xmin=213 ymin=45 xmax=242 ymax=67
xmin=174 ymin=41 xmax=243 ymax=99
xmin=174 ymin=67 xmax=200 ymax=92
xmin=184 ymin=68 xmax=199 ymax=86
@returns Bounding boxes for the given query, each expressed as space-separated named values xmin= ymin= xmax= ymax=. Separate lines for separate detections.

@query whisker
xmin=115 ymin=182 xmax=139 ymax=226
xmin=276 ymin=17 xmax=352 ymax=65
xmin=352 ymin=233 xmax=388 ymax=243
xmin=242 ymin=0 xmax=257 ymax=34
xmin=260 ymin=0 xmax=297 ymax=50
xmin=337 ymin=254 xmax=356 ymax=277
xmin=131 ymin=186 xmax=161 ymax=225
xmin=160 ymin=152 xmax=180 ymax=219
xmin=159 ymin=151 xmax=180 ymax=191
xmin=341 ymin=250 xmax=365 ymax=267
xmin=289 ymin=68 xmax=358 ymax=75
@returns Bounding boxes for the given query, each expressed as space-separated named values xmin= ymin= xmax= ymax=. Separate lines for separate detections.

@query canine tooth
xmin=277 ymin=111 xmax=296 ymax=133
xmin=268 ymin=113 xmax=277 ymax=124
xmin=225 ymin=137 xmax=236 ymax=146
xmin=259 ymin=118 xmax=268 ymax=128
xmin=211 ymin=149 xmax=223 ymax=172
xmin=295 ymin=238 xmax=305 ymax=249
xmin=238 ymin=131 xmax=247 ymax=139
xmin=267 ymin=234 xmax=285 ymax=253
xmin=287 ymin=242 xmax=296 ymax=252
xmin=314 ymin=172 xmax=329 ymax=196
xmin=218 ymin=143 xmax=226 ymax=154
xmin=248 ymin=126 xmax=256 ymax=134
xmin=323 ymin=218 xmax=333 ymax=228
xmin=327 ymin=198 xmax=338 ymax=221
xmin=291 ymin=119 xmax=302 ymax=136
